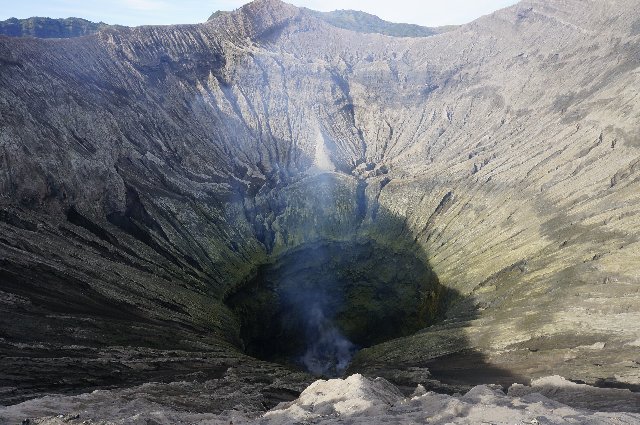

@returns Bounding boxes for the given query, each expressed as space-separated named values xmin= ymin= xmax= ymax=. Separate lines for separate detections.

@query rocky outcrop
xmin=0 ymin=0 xmax=639 ymax=413
xmin=2 ymin=374 xmax=639 ymax=423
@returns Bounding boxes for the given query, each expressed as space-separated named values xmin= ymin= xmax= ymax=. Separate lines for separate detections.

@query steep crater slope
xmin=1 ymin=0 xmax=640 ymax=410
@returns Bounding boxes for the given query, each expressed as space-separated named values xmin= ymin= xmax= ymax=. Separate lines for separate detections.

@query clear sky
xmin=0 ymin=0 xmax=520 ymax=28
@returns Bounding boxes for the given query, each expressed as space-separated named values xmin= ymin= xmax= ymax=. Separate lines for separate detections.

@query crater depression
xmin=0 ymin=0 xmax=639 ymax=414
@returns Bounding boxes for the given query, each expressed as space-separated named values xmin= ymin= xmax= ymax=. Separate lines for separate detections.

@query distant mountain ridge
xmin=207 ymin=8 xmax=451 ymax=37
xmin=1 ymin=8 xmax=447 ymax=40
xmin=0 ymin=17 xmax=113 ymax=39
xmin=308 ymin=9 xmax=453 ymax=37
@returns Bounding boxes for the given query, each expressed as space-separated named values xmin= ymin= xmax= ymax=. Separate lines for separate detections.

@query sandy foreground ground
xmin=1 ymin=374 xmax=639 ymax=424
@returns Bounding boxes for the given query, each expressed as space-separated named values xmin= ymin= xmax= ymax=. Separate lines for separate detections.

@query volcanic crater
xmin=0 ymin=0 xmax=640 ymax=419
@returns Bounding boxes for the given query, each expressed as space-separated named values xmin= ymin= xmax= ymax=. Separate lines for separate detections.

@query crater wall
xmin=1 ymin=0 xmax=639 ymax=407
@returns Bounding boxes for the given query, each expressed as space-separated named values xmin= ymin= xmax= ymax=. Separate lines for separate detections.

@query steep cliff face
xmin=1 ymin=0 xmax=639 ymax=409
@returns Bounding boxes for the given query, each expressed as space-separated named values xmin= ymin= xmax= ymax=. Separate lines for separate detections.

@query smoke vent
xmin=225 ymin=239 xmax=451 ymax=377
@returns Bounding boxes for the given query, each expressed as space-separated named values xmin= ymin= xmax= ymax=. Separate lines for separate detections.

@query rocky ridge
xmin=2 ymin=374 xmax=639 ymax=424
xmin=209 ymin=9 xmax=448 ymax=38
xmin=0 ymin=17 xmax=113 ymax=39
xmin=0 ymin=0 xmax=639 ymax=416
xmin=305 ymin=10 xmax=449 ymax=37
xmin=1 ymin=10 xmax=441 ymax=41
